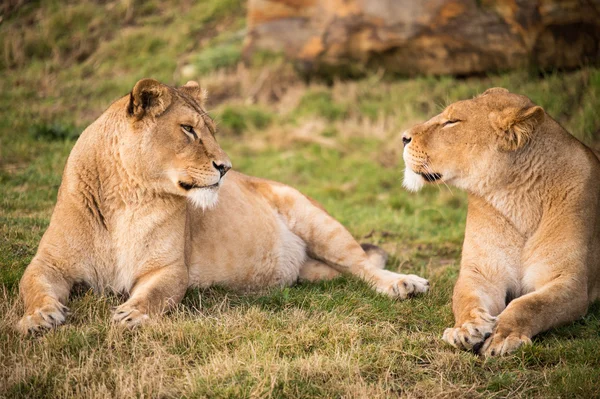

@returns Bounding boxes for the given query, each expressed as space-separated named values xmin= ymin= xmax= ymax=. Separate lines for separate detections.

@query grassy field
xmin=1 ymin=1 xmax=600 ymax=397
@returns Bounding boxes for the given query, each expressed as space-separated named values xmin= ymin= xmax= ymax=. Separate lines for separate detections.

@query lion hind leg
xmin=299 ymin=247 xmax=386 ymax=282
xmin=256 ymin=182 xmax=428 ymax=299
xmin=299 ymin=258 xmax=340 ymax=282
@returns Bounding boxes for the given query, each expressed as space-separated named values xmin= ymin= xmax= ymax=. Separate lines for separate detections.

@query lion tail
xmin=360 ymin=243 xmax=388 ymax=270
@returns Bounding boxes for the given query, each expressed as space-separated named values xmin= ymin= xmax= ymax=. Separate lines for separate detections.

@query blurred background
xmin=1 ymin=0 xmax=599 ymax=140
xmin=2 ymin=2 xmax=600 ymax=397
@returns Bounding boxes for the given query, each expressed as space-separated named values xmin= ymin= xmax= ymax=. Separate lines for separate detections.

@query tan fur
xmin=17 ymin=79 xmax=428 ymax=334
xmin=402 ymin=87 xmax=600 ymax=356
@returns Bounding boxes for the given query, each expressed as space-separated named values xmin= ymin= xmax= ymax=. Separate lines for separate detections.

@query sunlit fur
xmin=17 ymin=79 xmax=429 ymax=335
xmin=403 ymin=87 xmax=600 ymax=357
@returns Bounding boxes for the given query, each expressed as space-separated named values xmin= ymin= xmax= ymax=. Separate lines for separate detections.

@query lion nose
xmin=213 ymin=161 xmax=231 ymax=178
xmin=402 ymin=134 xmax=412 ymax=147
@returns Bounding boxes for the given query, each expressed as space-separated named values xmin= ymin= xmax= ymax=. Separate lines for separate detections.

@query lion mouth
xmin=178 ymin=181 xmax=219 ymax=191
xmin=419 ymin=172 xmax=442 ymax=182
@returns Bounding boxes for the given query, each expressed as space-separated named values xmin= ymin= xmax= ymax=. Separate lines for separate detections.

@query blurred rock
xmin=243 ymin=0 xmax=600 ymax=76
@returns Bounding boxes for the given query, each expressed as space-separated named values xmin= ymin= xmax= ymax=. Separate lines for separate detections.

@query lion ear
xmin=127 ymin=78 xmax=172 ymax=120
xmin=489 ymin=105 xmax=545 ymax=151
xmin=482 ymin=87 xmax=510 ymax=96
xmin=180 ymin=80 xmax=208 ymax=107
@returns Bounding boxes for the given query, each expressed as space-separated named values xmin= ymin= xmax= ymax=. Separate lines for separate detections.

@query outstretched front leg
xmin=442 ymin=266 xmax=505 ymax=353
xmin=18 ymin=257 xmax=73 ymax=334
xmin=480 ymin=225 xmax=590 ymax=357
xmin=442 ymin=197 xmax=520 ymax=353
xmin=17 ymin=209 xmax=97 ymax=334
xmin=112 ymin=260 xmax=188 ymax=327
xmin=257 ymin=181 xmax=429 ymax=299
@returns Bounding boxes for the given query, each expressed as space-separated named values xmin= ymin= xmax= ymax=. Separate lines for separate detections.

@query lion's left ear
xmin=127 ymin=78 xmax=172 ymax=120
xmin=489 ymin=105 xmax=545 ymax=151
xmin=180 ymin=80 xmax=208 ymax=107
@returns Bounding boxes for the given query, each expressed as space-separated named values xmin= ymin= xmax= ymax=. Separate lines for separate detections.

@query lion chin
xmin=402 ymin=168 xmax=425 ymax=192
xmin=187 ymin=187 xmax=220 ymax=210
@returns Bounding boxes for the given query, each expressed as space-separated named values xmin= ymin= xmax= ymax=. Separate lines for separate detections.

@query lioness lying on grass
xmin=17 ymin=79 xmax=429 ymax=334
xmin=402 ymin=87 xmax=600 ymax=356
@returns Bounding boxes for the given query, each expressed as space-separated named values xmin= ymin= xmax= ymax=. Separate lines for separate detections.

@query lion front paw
xmin=112 ymin=303 xmax=150 ymax=328
xmin=480 ymin=329 xmax=532 ymax=357
xmin=17 ymin=301 xmax=69 ymax=335
xmin=373 ymin=270 xmax=429 ymax=300
xmin=442 ymin=310 xmax=497 ymax=352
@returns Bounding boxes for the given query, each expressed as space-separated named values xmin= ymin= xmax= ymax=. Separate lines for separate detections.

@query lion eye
xmin=443 ymin=120 xmax=461 ymax=127
xmin=181 ymin=124 xmax=198 ymax=140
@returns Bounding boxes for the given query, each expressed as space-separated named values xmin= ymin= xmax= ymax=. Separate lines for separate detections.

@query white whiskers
xmin=424 ymin=163 xmax=454 ymax=195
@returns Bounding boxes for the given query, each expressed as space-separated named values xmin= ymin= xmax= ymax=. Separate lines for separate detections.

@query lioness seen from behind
xmin=402 ymin=87 xmax=600 ymax=356
xmin=17 ymin=79 xmax=429 ymax=334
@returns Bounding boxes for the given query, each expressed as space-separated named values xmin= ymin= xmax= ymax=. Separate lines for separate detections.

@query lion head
xmin=119 ymin=78 xmax=231 ymax=209
xmin=402 ymin=87 xmax=545 ymax=193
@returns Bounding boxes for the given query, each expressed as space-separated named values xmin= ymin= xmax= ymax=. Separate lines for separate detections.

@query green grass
xmin=216 ymin=105 xmax=274 ymax=135
xmin=1 ymin=1 xmax=600 ymax=398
